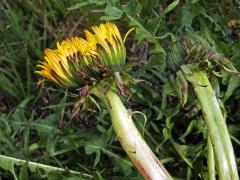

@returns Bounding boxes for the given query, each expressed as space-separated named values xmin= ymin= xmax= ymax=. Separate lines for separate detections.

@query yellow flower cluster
xmin=36 ymin=22 xmax=133 ymax=88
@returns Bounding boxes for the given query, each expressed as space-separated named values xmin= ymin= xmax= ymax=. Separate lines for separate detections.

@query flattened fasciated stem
xmin=92 ymin=87 xmax=172 ymax=180
xmin=184 ymin=71 xmax=238 ymax=180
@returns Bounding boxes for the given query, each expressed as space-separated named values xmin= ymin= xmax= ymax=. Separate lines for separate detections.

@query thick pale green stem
xmin=104 ymin=89 xmax=172 ymax=180
xmin=186 ymin=71 xmax=238 ymax=180
xmin=207 ymin=136 xmax=215 ymax=180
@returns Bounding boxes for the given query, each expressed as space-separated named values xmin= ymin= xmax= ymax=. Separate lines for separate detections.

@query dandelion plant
xmin=36 ymin=22 xmax=172 ymax=179
xmin=167 ymin=33 xmax=239 ymax=180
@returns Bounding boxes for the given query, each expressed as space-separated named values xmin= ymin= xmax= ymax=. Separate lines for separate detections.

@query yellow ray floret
xmin=36 ymin=22 xmax=133 ymax=88
xmin=36 ymin=49 xmax=76 ymax=87
xmin=84 ymin=22 xmax=132 ymax=72
xmin=36 ymin=37 xmax=95 ymax=88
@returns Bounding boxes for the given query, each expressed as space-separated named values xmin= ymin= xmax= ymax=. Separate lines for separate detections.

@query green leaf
xmin=67 ymin=0 xmax=105 ymax=11
xmin=84 ymin=127 xmax=113 ymax=167
xmin=231 ymin=40 xmax=240 ymax=55
xmin=163 ymin=128 xmax=193 ymax=168
xmin=151 ymin=0 xmax=180 ymax=35
xmin=101 ymin=6 xmax=123 ymax=21
xmin=19 ymin=163 xmax=29 ymax=180
xmin=0 ymin=156 xmax=18 ymax=180
xmin=224 ymin=75 xmax=240 ymax=102
xmin=101 ymin=149 xmax=133 ymax=175
xmin=179 ymin=119 xmax=205 ymax=142
xmin=121 ymin=1 xmax=142 ymax=17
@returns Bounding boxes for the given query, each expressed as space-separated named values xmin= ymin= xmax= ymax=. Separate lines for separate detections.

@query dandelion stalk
xmin=207 ymin=136 xmax=215 ymax=180
xmin=91 ymin=86 xmax=172 ymax=179
xmin=167 ymin=33 xmax=239 ymax=180
xmin=36 ymin=22 xmax=172 ymax=179
xmin=187 ymin=71 xmax=235 ymax=179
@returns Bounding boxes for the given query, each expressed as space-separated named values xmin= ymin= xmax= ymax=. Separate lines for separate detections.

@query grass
xmin=0 ymin=0 xmax=240 ymax=179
